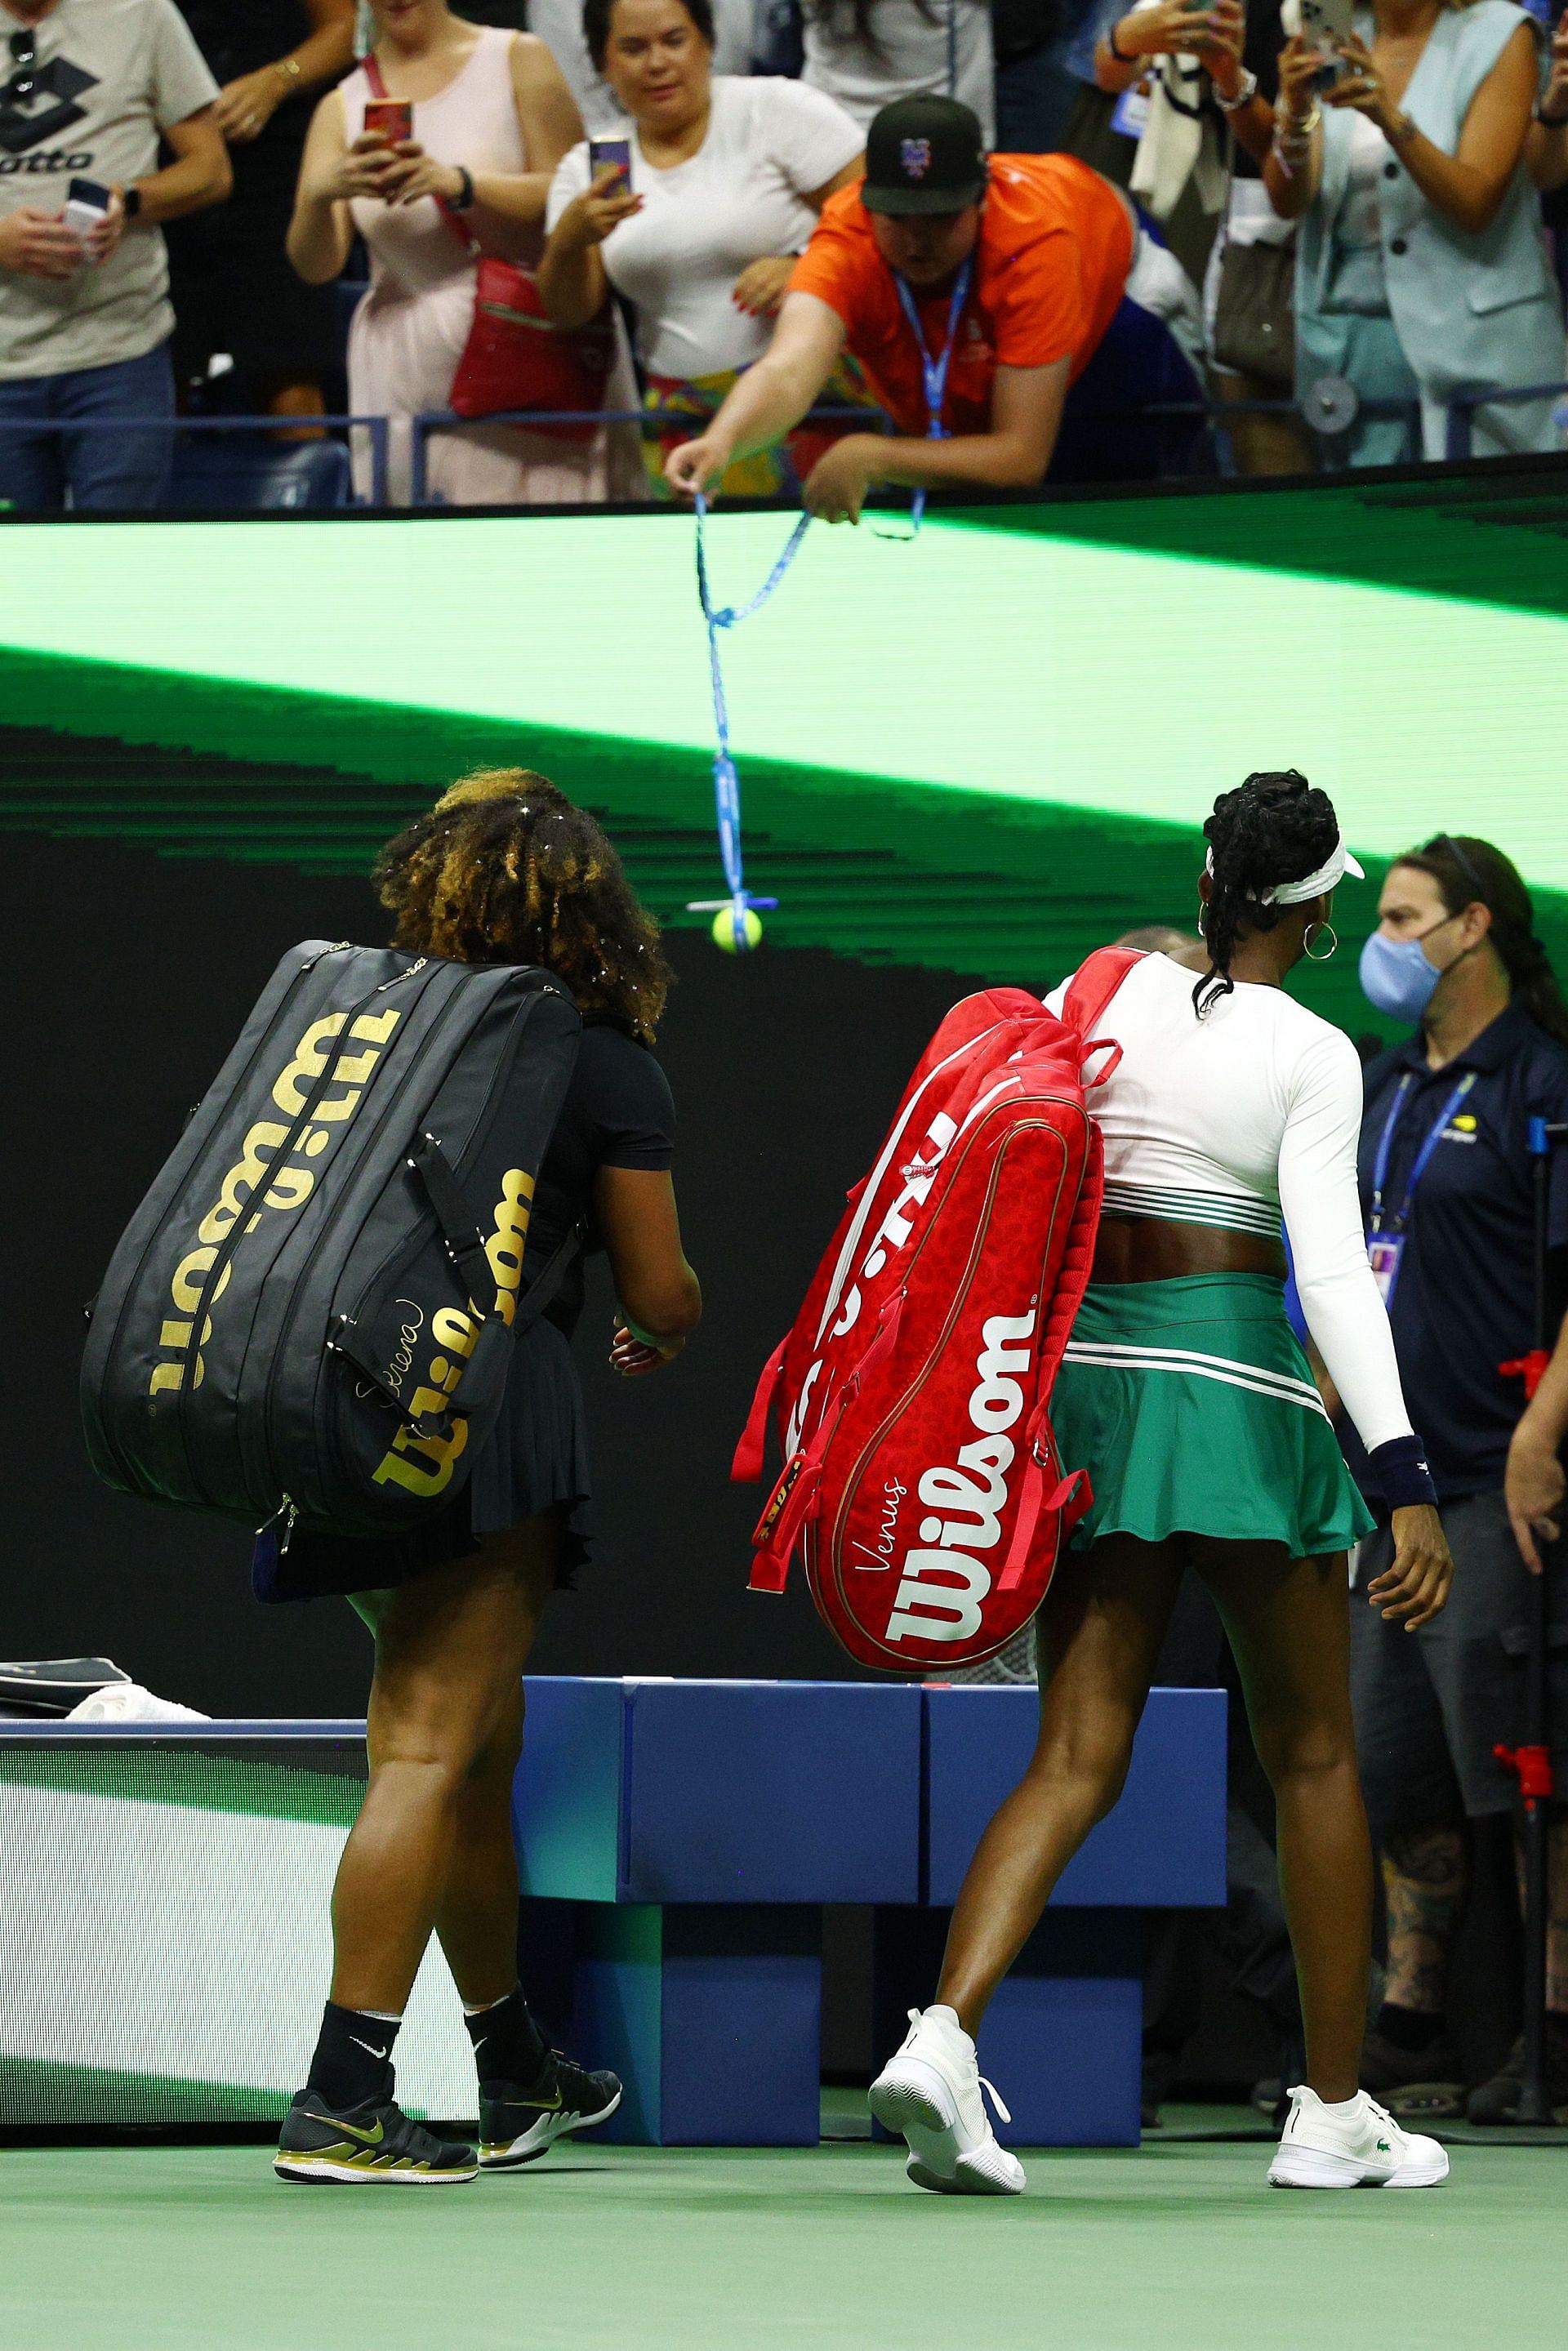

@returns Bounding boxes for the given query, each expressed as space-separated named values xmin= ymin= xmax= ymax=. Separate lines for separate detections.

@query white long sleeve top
xmin=1046 ymin=951 xmax=1414 ymax=1454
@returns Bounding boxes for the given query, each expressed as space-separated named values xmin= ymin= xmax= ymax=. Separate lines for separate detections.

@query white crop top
xmin=1046 ymin=952 xmax=1414 ymax=1455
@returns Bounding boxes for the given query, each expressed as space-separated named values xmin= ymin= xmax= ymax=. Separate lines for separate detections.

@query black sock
xmin=1376 ymin=2001 xmax=1446 ymax=2054
xmin=308 ymin=2001 xmax=401 ymax=2108
xmin=462 ymin=1986 xmax=549 ymax=2087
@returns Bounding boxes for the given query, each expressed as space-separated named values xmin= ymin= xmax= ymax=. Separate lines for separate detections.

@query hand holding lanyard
xmin=1366 ymin=1070 xmax=1477 ymax=1307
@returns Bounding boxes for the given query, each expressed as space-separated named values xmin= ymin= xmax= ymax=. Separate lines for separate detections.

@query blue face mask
xmin=1359 ymin=926 xmax=1450 ymax=1023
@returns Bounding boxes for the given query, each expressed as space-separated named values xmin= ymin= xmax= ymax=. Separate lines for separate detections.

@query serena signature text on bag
xmin=369 ymin=1164 xmax=536 ymax=1501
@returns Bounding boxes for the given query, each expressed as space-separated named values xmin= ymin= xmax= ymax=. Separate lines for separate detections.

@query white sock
xmin=1315 ymin=2091 xmax=1365 ymax=2114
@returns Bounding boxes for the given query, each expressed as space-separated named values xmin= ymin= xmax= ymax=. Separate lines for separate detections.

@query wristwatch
xmin=120 ymin=185 xmax=142 ymax=220
xmin=1214 ymin=66 xmax=1259 ymax=112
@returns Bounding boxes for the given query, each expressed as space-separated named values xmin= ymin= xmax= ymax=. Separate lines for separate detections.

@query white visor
xmin=1205 ymin=834 xmax=1365 ymax=906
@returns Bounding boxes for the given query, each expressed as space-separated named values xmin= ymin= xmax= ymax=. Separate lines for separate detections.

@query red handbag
xmin=362 ymin=56 xmax=617 ymax=443
xmin=732 ymin=951 xmax=1140 ymax=1673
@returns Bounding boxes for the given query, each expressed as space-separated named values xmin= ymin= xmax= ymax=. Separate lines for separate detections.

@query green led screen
xmin=2 ymin=479 xmax=1565 ymax=1022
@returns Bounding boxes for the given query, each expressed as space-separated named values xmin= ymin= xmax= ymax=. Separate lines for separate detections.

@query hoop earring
xmin=1303 ymin=920 xmax=1338 ymax=963
xmin=1197 ymin=902 xmax=1208 ymax=935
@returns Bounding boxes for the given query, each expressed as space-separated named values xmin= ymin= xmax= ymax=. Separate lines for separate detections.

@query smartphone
xmin=62 ymin=175 xmax=112 ymax=238
xmin=1298 ymin=0 xmax=1356 ymax=78
xmin=588 ymin=136 xmax=632 ymax=186
xmin=363 ymin=97 xmax=414 ymax=144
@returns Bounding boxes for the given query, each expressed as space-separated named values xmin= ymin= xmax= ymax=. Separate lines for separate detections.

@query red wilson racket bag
xmin=733 ymin=951 xmax=1138 ymax=1672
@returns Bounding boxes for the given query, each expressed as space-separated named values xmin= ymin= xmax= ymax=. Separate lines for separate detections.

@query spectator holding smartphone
xmin=1264 ymin=0 xmax=1564 ymax=465
xmin=540 ymin=0 xmax=872 ymax=499
xmin=0 ymin=0 xmax=231 ymax=510
xmin=1097 ymin=0 xmax=1314 ymax=474
xmin=288 ymin=0 xmax=640 ymax=505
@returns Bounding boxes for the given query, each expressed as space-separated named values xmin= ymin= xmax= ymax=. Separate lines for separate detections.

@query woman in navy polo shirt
xmin=1347 ymin=835 xmax=1568 ymax=2124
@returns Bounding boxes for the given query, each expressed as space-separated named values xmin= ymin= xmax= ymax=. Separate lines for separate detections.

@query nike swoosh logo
xmin=350 ymin=2037 xmax=390 ymax=2061
xmin=497 ymin=2091 xmax=563 ymax=2113
xmin=306 ymin=2112 xmax=385 ymax=2146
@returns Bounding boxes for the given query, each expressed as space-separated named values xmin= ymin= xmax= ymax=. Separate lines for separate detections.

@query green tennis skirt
xmin=1052 ymin=1274 xmax=1374 ymax=1560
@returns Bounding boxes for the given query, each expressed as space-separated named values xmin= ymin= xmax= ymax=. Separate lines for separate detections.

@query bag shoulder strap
xmin=1060 ymin=946 xmax=1143 ymax=1040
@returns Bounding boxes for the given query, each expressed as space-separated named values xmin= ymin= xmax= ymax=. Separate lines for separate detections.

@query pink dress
xmin=344 ymin=28 xmax=644 ymax=505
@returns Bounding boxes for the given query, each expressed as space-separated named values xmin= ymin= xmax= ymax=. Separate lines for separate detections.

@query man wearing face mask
xmin=1343 ymin=835 xmax=1568 ymax=2125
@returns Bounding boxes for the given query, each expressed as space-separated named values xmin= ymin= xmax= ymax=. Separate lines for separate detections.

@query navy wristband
xmin=1370 ymin=1433 xmax=1438 ymax=1511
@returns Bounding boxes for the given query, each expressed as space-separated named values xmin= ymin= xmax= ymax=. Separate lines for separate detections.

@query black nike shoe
xmin=274 ymin=2086 xmax=479 ymax=2186
xmin=479 ymin=2049 xmax=623 ymax=2170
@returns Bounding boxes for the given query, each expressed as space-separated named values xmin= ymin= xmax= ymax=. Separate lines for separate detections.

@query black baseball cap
xmin=861 ymin=96 xmax=988 ymax=216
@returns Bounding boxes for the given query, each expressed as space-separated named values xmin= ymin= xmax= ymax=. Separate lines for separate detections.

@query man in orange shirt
xmin=664 ymin=96 xmax=1202 ymax=521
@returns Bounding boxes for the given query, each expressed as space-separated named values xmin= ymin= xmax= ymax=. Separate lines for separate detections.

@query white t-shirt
xmin=0 ymin=0 xmax=217 ymax=380
xmin=546 ymin=75 xmax=863 ymax=379
xmin=802 ymin=0 xmax=996 ymax=148
xmin=1045 ymin=951 xmax=1414 ymax=1455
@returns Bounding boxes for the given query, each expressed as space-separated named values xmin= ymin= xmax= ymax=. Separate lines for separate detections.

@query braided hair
xmin=372 ymin=768 xmax=672 ymax=1044
xmin=1195 ymin=770 xmax=1340 ymax=1018
xmin=1395 ymin=834 xmax=1568 ymax=1047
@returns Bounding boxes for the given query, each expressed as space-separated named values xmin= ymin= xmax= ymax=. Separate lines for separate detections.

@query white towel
xmin=1130 ymin=52 xmax=1229 ymax=220
xmin=67 ymin=1683 xmax=211 ymax=1724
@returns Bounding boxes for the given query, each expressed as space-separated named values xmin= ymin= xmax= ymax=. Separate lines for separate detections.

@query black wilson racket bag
xmin=82 ymin=941 xmax=581 ymax=1539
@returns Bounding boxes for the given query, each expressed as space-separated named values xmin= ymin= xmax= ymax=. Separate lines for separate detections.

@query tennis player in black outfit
xmin=268 ymin=768 xmax=702 ymax=2186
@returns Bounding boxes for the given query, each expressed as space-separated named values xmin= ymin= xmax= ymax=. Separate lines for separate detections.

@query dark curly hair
xmin=372 ymin=768 xmax=672 ymax=1044
xmin=1392 ymin=833 xmax=1568 ymax=1047
xmin=1195 ymin=770 xmax=1340 ymax=1018
xmin=583 ymin=0 xmax=715 ymax=73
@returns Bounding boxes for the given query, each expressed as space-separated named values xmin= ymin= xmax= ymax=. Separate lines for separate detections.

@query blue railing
xmin=0 ymin=383 xmax=1564 ymax=512
xmin=1443 ymin=379 xmax=1568 ymax=464
xmin=0 ymin=412 xmax=391 ymax=510
xmin=404 ymin=400 xmax=886 ymax=505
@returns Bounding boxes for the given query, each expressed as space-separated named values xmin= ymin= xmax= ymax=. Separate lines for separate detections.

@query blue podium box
xmin=512 ymin=1680 xmax=922 ymax=2144
xmin=514 ymin=1677 xmax=924 ymax=1906
xmin=510 ymin=1678 xmax=1226 ymax=2149
xmin=924 ymin=1685 xmax=1227 ymax=1908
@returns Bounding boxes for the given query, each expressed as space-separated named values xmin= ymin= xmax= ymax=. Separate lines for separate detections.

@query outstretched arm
xmin=663 ymin=290 xmax=846 ymax=498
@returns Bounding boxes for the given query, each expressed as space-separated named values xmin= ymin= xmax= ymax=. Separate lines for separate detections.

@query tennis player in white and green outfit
xmin=871 ymin=772 xmax=1459 ymax=2199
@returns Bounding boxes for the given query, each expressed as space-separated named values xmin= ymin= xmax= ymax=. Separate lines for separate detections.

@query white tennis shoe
xmin=869 ymin=2005 xmax=1025 ymax=2195
xmin=1268 ymin=2085 xmax=1450 ymax=2189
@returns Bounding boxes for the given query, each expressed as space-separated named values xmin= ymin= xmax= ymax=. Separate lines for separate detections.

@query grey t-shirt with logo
xmin=0 ymin=0 xmax=218 ymax=379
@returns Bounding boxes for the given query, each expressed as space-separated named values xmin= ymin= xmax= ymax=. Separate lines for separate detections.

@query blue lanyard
xmin=1369 ymin=1069 xmax=1478 ymax=1232
xmin=887 ymin=255 xmax=973 ymax=534
xmin=688 ymin=492 xmax=808 ymax=944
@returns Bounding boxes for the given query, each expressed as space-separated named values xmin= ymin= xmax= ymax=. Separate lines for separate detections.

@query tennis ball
xmin=712 ymin=907 xmax=763 ymax=954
